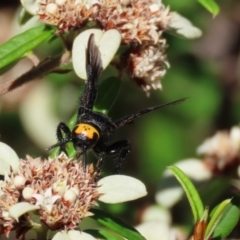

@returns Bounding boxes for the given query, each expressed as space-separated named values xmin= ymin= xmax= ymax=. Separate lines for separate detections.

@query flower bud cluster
xmin=0 ymin=153 xmax=100 ymax=236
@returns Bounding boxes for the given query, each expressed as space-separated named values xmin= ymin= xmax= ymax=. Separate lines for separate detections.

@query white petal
xmin=155 ymin=186 xmax=183 ymax=208
xmin=140 ymin=205 xmax=171 ymax=224
xmin=168 ymin=13 xmax=202 ymax=39
xmin=136 ymin=221 xmax=171 ymax=240
xmin=20 ymin=0 xmax=39 ymax=15
xmin=9 ymin=202 xmax=40 ymax=221
xmin=230 ymin=126 xmax=240 ymax=147
xmin=97 ymin=29 xmax=121 ymax=69
xmin=45 ymin=187 xmax=53 ymax=197
xmin=98 ymin=175 xmax=147 ymax=203
xmin=52 ymin=231 xmax=68 ymax=240
xmin=68 ymin=230 xmax=97 ymax=240
xmin=72 ymin=29 xmax=121 ymax=80
xmin=164 ymin=158 xmax=212 ymax=181
xmin=73 ymin=29 xmax=103 ymax=80
xmin=0 ymin=142 xmax=20 ymax=174
xmin=52 ymin=231 xmax=96 ymax=240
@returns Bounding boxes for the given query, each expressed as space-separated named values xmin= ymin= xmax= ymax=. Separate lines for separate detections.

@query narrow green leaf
xmin=0 ymin=25 xmax=55 ymax=71
xmin=94 ymin=77 xmax=121 ymax=114
xmin=91 ymin=209 xmax=146 ymax=240
xmin=206 ymin=200 xmax=239 ymax=239
xmin=85 ymin=229 xmax=124 ymax=240
xmin=67 ymin=113 xmax=78 ymax=157
xmin=198 ymin=0 xmax=220 ymax=16
xmin=204 ymin=199 xmax=231 ymax=239
xmin=168 ymin=166 xmax=204 ymax=222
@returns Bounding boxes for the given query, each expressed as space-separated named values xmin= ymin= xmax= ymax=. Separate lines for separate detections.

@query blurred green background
xmin=1 ymin=0 xmax=240 ymax=233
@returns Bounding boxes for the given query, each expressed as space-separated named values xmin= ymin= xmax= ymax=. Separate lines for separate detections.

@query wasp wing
xmin=79 ymin=34 xmax=103 ymax=115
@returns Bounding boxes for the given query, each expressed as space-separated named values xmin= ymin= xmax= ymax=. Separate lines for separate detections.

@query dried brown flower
xmin=37 ymin=0 xmax=172 ymax=44
xmin=26 ymin=0 xmax=174 ymax=92
xmin=197 ymin=126 xmax=240 ymax=173
xmin=127 ymin=42 xmax=169 ymax=92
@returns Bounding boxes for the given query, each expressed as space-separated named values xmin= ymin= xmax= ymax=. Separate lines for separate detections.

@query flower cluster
xmin=21 ymin=0 xmax=201 ymax=93
xmin=0 ymin=153 xmax=100 ymax=236
xmin=197 ymin=125 xmax=240 ymax=174
xmin=154 ymin=126 xmax=240 ymax=211
xmin=0 ymin=142 xmax=147 ymax=239
xmin=37 ymin=0 xmax=171 ymax=45
xmin=128 ymin=42 xmax=169 ymax=91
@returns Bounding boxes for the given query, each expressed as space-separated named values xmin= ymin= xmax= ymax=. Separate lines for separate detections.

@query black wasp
xmin=47 ymin=34 xmax=186 ymax=173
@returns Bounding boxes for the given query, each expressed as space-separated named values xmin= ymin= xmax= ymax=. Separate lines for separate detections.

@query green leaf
xmin=85 ymin=229 xmax=124 ymax=240
xmin=204 ymin=199 xmax=231 ymax=239
xmin=206 ymin=200 xmax=239 ymax=239
xmin=198 ymin=0 xmax=220 ymax=16
xmin=94 ymin=77 xmax=121 ymax=114
xmin=91 ymin=209 xmax=146 ymax=240
xmin=0 ymin=25 xmax=55 ymax=72
xmin=168 ymin=166 xmax=204 ymax=222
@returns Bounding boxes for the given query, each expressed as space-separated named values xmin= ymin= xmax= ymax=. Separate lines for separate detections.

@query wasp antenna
xmin=86 ymin=34 xmax=103 ymax=83
xmin=114 ymin=97 xmax=188 ymax=128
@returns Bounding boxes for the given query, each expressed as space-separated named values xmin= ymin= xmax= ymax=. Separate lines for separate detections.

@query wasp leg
xmin=107 ymin=140 xmax=131 ymax=173
xmin=95 ymin=154 xmax=105 ymax=181
xmin=56 ymin=122 xmax=72 ymax=154
xmin=96 ymin=154 xmax=105 ymax=174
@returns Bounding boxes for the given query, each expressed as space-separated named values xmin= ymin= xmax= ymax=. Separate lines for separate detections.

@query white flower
xmin=197 ymin=126 xmax=240 ymax=171
xmin=53 ymin=230 xmax=97 ymax=240
xmin=33 ymin=187 xmax=61 ymax=212
xmin=0 ymin=151 xmax=147 ymax=237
